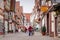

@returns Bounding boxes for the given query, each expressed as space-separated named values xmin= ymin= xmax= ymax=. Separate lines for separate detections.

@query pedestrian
xmin=25 ymin=27 xmax=27 ymax=33
xmin=3 ymin=27 xmax=5 ymax=37
xmin=32 ymin=28 xmax=34 ymax=35
xmin=28 ymin=26 xmax=33 ymax=36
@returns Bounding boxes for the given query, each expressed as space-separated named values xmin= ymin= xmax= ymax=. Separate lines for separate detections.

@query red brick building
xmin=15 ymin=1 xmax=23 ymax=29
xmin=23 ymin=13 xmax=31 ymax=29
xmin=24 ymin=13 xmax=31 ymax=23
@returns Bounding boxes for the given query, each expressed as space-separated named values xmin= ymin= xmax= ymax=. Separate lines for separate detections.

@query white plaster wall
xmin=42 ymin=18 xmax=44 ymax=27
xmin=5 ymin=21 xmax=8 ymax=32
xmin=0 ymin=0 xmax=4 ymax=9
xmin=51 ymin=12 xmax=55 ymax=32
xmin=0 ymin=15 xmax=3 ymax=19
xmin=30 ymin=13 xmax=36 ymax=26
xmin=36 ymin=23 xmax=41 ymax=29
xmin=44 ymin=15 xmax=47 ymax=31
xmin=42 ymin=15 xmax=47 ymax=27
xmin=9 ymin=24 xmax=12 ymax=30
xmin=12 ymin=23 xmax=15 ymax=32
xmin=30 ymin=14 xmax=35 ymax=23
xmin=0 ymin=15 xmax=3 ymax=32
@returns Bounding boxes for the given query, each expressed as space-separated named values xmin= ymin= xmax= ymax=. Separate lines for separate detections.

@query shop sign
xmin=41 ymin=6 xmax=48 ymax=12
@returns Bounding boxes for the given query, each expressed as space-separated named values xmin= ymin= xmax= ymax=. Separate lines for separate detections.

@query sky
xmin=16 ymin=0 xmax=35 ymax=13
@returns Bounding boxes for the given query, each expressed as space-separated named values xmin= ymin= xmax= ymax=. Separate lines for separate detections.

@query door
xmin=47 ymin=13 xmax=49 ymax=35
xmin=55 ymin=17 xmax=57 ymax=36
xmin=57 ymin=16 xmax=60 ymax=36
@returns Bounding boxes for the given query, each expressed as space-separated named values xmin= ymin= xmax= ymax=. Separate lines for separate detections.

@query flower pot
xmin=42 ymin=32 xmax=46 ymax=35
xmin=41 ymin=26 xmax=46 ymax=35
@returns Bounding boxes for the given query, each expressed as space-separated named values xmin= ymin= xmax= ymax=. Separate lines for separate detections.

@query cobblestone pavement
xmin=0 ymin=32 xmax=60 ymax=40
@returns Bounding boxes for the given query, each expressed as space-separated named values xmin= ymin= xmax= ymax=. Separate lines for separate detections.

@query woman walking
xmin=28 ymin=26 xmax=33 ymax=36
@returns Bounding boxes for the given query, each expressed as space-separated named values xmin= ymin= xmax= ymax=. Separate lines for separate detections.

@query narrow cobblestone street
xmin=0 ymin=32 xmax=60 ymax=40
xmin=0 ymin=0 xmax=60 ymax=40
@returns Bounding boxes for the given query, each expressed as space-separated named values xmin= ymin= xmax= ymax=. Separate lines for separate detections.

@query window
xmin=41 ymin=0 xmax=46 ymax=6
xmin=39 ymin=0 xmax=41 ymax=5
xmin=9 ymin=12 xmax=13 ymax=19
xmin=18 ymin=10 xmax=19 ymax=12
xmin=52 ymin=0 xmax=56 ymax=3
xmin=10 ymin=13 xmax=11 ymax=15
xmin=4 ymin=12 xmax=8 ymax=19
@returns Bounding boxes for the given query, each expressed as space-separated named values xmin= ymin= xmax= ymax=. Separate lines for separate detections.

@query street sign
xmin=41 ymin=6 xmax=48 ymax=12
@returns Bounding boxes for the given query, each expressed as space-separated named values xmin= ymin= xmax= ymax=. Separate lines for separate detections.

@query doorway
xmin=47 ymin=13 xmax=49 ymax=35
xmin=57 ymin=16 xmax=60 ymax=36
xmin=55 ymin=17 xmax=57 ymax=36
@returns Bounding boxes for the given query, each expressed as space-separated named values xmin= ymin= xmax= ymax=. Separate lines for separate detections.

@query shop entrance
xmin=47 ymin=13 xmax=49 ymax=35
xmin=57 ymin=15 xmax=60 ymax=36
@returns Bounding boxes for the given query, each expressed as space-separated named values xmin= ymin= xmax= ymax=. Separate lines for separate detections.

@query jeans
xmin=29 ymin=31 xmax=32 ymax=36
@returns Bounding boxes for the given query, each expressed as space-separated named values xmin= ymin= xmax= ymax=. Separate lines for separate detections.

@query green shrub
xmin=42 ymin=26 xmax=46 ymax=32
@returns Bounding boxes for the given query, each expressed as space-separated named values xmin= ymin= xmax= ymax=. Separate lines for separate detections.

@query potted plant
xmin=41 ymin=26 xmax=46 ymax=35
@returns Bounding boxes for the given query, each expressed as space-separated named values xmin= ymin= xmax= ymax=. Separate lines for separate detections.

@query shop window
xmin=41 ymin=0 xmax=46 ymax=6
xmin=9 ymin=12 xmax=13 ymax=19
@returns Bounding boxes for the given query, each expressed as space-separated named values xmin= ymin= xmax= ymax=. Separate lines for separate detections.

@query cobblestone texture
xmin=0 ymin=32 xmax=60 ymax=40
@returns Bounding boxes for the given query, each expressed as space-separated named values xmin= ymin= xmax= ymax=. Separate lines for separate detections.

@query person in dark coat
xmin=25 ymin=27 xmax=27 ymax=33
xmin=28 ymin=26 xmax=33 ymax=36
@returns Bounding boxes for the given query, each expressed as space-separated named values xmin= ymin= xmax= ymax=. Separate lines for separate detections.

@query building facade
xmin=33 ymin=0 xmax=60 ymax=37
xmin=0 ymin=0 xmax=4 ymax=34
xmin=3 ymin=0 xmax=16 ymax=33
xmin=15 ymin=1 xmax=23 ymax=32
xmin=24 ymin=13 xmax=31 ymax=29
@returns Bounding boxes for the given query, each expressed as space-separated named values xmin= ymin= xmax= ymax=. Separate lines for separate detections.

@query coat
xmin=28 ymin=26 xmax=33 ymax=32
